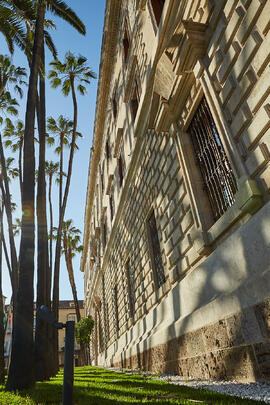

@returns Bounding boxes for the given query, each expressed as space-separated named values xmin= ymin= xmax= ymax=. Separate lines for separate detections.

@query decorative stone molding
xmin=207 ymin=178 xmax=264 ymax=244
xmin=173 ymin=20 xmax=208 ymax=75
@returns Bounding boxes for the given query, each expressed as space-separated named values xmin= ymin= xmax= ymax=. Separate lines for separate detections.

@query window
xmin=150 ymin=0 xmax=165 ymax=28
xmin=123 ymin=20 xmax=130 ymax=63
xmin=126 ymin=259 xmax=135 ymax=318
xmin=113 ymin=285 xmax=119 ymax=333
xmin=118 ymin=155 xmax=124 ymax=187
xmin=103 ymin=218 xmax=107 ymax=248
xmin=105 ymin=138 xmax=110 ymax=162
xmin=112 ymin=94 xmax=117 ymax=120
xmin=131 ymin=80 xmax=139 ymax=122
xmin=102 ymin=276 xmax=110 ymax=345
xmin=188 ymin=97 xmax=237 ymax=222
xmin=109 ymin=193 xmax=114 ymax=221
xmin=101 ymin=165 xmax=104 ymax=194
xmin=98 ymin=312 xmax=104 ymax=353
xmin=67 ymin=313 xmax=76 ymax=322
xmin=147 ymin=211 xmax=166 ymax=288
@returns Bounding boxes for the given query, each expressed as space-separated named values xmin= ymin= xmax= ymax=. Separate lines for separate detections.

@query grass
xmin=0 ymin=366 xmax=267 ymax=404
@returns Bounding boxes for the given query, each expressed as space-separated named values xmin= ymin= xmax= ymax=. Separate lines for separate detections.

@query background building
xmin=4 ymin=300 xmax=84 ymax=369
xmin=82 ymin=0 xmax=270 ymax=380
xmin=58 ymin=300 xmax=84 ymax=367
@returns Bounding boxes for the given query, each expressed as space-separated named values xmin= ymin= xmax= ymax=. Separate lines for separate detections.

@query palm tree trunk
xmin=0 ymin=204 xmax=5 ymax=384
xmin=0 ymin=141 xmax=18 ymax=297
xmin=52 ymin=77 xmax=78 ymax=372
xmin=18 ymin=140 xmax=23 ymax=205
xmin=48 ymin=174 xmax=53 ymax=277
xmin=6 ymin=3 xmax=45 ymax=391
xmin=35 ymin=41 xmax=51 ymax=382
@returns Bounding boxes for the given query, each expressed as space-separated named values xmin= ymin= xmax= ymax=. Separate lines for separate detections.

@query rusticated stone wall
xmin=82 ymin=0 xmax=270 ymax=382
xmin=113 ymin=298 xmax=270 ymax=381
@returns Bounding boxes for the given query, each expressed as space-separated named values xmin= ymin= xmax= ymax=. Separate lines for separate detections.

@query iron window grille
xmin=118 ymin=154 xmax=124 ymax=187
xmin=123 ymin=20 xmax=130 ymax=63
xmin=147 ymin=211 xmax=166 ymax=288
xmin=188 ymin=97 xmax=237 ymax=222
xmin=131 ymin=80 xmax=139 ymax=122
xmin=126 ymin=259 xmax=135 ymax=318
xmin=109 ymin=194 xmax=114 ymax=221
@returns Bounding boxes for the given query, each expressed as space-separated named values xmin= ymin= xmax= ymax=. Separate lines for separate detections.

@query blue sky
xmin=1 ymin=0 xmax=106 ymax=303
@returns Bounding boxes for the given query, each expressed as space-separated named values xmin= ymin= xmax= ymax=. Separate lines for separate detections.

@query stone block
xmin=222 ymin=6 xmax=245 ymax=53
xmin=231 ymin=104 xmax=252 ymax=138
xmin=246 ymin=143 xmax=269 ymax=176
xmin=227 ymin=69 xmax=256 ymax=115
xmin=234 ymin=30 xmax=263 ymax=81
xmin=226 ymin=312 xmax=246 ymax=347
xmin=169 ymin=265 xmax=179 ymax=284
xmin=256 ymin=2 xmax=270 ymax=35
xmin=254 ymin=298 xmax=270 ymax=338
xmin=253 ymin=342 xmax=270 ymax=379
xmin=185 ymin=354 xmax=210 ymax=379
xmin=202 ymin=319 xmax=230 ymax=351
xmin=181 ymin=211 xmax=194 ymax=234
xmin=214 ymin=346 xmax=259 ymax=380
xmin=216 ymin=41 xmax=241 ymax=84
xmin=219 ymin=73 xmax=237 ymax=106
xmin=171 ymin=225 xmax=183 ymax=246
xmin=252 ymin=31 xmax=270 ymax=75
xmin=224 ymin=0 xmax=238 ymax=20
xmin=237 ymin=0 xmax=266 ymax=45
xmin=242 ymin=101 xmax=270 ymax=149
xmin=247 ymin=68 xmax=270 ymax=114
xmin=209 ymin=49 xmax=223 ymax=76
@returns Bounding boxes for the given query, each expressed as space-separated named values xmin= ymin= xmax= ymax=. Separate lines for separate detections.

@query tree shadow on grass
xmin=0 ymin=368 xmax=267 ymax=405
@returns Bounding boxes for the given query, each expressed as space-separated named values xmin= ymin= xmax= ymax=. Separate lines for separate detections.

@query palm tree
xmin=48 ymin=53 xmax=95 ymax=343
xmin=0 ymin=96 xmax=18 ymax=300
xmin=7 ymin=0 xmax=86 ymax=390
xmin=0 ymin=0 xmax=30 ymax=54
xmin=47 ymin=115 xmax=73 ymax=221
xmin=45 ymin=160 xmax=59 ymax=279
xmin=0 ymin=55 xmax=27 ymax=98
xmin=3 ymin=118 xmax=24 ymax=196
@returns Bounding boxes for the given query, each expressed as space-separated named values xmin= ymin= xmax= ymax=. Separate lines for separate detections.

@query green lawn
xmin=0 ymin=366 xmax=266 ymax=404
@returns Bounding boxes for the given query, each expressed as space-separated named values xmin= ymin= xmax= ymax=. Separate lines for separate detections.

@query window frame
xmin=146 ymin=209 xmax=166 ymax=290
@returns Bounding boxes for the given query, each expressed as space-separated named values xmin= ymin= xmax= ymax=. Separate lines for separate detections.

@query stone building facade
xmin=81 ymin=0 xmax=270 ymax=380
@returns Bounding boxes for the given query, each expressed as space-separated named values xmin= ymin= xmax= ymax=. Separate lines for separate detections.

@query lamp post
xmin=37 ymin=305 xmax=75 ymax=405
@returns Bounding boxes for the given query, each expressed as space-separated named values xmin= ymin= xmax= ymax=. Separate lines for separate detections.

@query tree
xmin=45 ymin=160 xmax=59 ymax=277
xmin=6 ymin=0 xmax=86 ymax=390
xmin=0 ymin=0 xmax=30 ymax=54
xmin=48 ymin=54 xmax=95 ymax=361
xmin=3 ymin=118 xmax=24 ymax=198
xmin=0 ymin=94 xmax=19 ymax=301
xmin=0 ymin=55 xmax=26 ymax=98
xmin=75 ymin=316 xmax=94 ymax=345
xmin=47 ymin=115 xmax=73 ymax=224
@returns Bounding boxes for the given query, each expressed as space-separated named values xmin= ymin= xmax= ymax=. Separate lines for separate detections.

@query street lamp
xmin=37 ymin=305 xmax=75 ymax=405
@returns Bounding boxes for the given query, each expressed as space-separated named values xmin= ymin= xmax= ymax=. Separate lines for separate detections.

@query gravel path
xmin=109 ymin=368 xmax=270 ymax=403
xmin=158 ymin=375 xmax=270 ymax=403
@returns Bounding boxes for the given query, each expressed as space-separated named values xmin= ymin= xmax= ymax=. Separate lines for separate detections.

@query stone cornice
xmin=81 ymin=0 xmax=121 ymax=271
